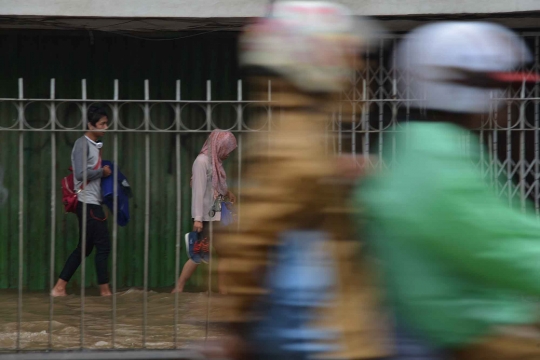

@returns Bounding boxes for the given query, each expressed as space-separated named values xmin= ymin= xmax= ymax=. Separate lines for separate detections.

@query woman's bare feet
xmin=171 ymin=286 xmax=184 ymax=294
xmin=51 ymin=287 xmax=67 ymax=297
xmin=51 ymin=279 xmax=68 ymax=297
xmin=99 ymin=284 xmax=112 ymax=297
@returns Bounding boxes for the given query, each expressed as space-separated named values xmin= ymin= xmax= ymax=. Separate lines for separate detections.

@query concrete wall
xmin=0 ymin=0 xmax=538 ymax=18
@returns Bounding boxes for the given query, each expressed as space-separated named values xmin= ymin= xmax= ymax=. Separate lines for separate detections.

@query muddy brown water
xmin=0 ymin=288 xmax=228 ymax=351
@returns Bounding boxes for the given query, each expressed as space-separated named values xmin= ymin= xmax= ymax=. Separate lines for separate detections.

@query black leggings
xmin=59 ymin=202 xmax=111 ymax=285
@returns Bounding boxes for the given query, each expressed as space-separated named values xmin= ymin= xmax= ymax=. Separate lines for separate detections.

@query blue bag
xmin=220 ymin=201 xmax=235 ymax=226
xmin=101 ymin=160 xmax=131 ymax=227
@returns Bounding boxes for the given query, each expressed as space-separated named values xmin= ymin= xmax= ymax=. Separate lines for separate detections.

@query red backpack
xmin=61 ymin=152 xmax=101 ymax=213
xmin=61 ymin=167 xmax=80 ymax=213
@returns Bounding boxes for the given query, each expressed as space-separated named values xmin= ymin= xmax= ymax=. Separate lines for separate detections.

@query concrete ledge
xmin=0 ymin=0 xmax=538 ymax=18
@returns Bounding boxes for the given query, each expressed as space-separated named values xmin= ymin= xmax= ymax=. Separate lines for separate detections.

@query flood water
xmin=0 ymin=288 xmax=227 ymax=351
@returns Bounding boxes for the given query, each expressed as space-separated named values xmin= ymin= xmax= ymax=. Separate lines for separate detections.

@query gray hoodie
xmin=72 ymin=136 xmax=104 ymax=205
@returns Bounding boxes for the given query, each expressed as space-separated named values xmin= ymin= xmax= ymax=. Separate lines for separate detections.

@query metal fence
xmin=0 ymin=32 xmax=539 ymax=354
xmin=354 ymin=34 xmax=540 ymax=214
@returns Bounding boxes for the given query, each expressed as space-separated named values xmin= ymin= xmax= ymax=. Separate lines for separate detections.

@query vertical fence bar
xmin=205 ymin=219 xmax=212 ymax=343
xmin=378 ymin=40 xmax=384 ymax=170
xmin=237 ymin=80 xmax=243 ymax=231
xmin=143 ymin=79 xmax=150 ymax=348
xmin=206 ymin=80 xmax=212 ymax=131
xmin=492 ymin=92 xmax=500 ymax=198
xmin=173 ymin=80 xmax=182 ymax=349
xmin=488 ymin=131 xmax=494 ymax=188
xmin=392 ymin=78 xmax=397 ymax=165
xmin=236 ymin=135 xmax=243 ymax=232
xmin=80 ymin=79 xmax=88 ymax=350
xmin=48 ymin=78 xmax=56 ymax=350
xmin=403 ymin=34 xmax=411 ymax=154
xmin=364 ymin=48 xmax=370 ymax=158
xmin=519 ymin=81 xmax=526 ymax=213
xmin=535 ymin=36 xmax=540 ymax=218
xmin=519 ymin=36 xmax=528 ymax=212
xmin=351 ymin=57 xmax=357 ymax=161
xmin=111 ymin=79 xmax=119 ymax=348
xmin=237 ymin=80 xmax=243 ymax=135
xmin=205 ymin=80 xmax=213 ymax=343
xmin=16 ymin=78 xmax=24 ymax=351
xmin=391 ymin=39 xmax=398 ymax=165
xmin=488 ymin=94 xmax=495 ymax=189
xmin=506 ymin=99 xmax=512 ymax=207
xmin=362 ymin=80 xmax=369 ymax=161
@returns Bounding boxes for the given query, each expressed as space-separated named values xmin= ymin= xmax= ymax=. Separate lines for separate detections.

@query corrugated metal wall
xmin=0 ymin=30 xmax=241 ymax=291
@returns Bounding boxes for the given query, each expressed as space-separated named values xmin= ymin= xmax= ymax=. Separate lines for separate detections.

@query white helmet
xmin=239 ymin=1 xmax=378 ymax=94
xmin=395 ymin=21 xmax=538 ymax=113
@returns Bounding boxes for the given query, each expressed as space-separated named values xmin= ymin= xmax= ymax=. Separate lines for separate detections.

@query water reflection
xmin=0 ymin=289 xmax=226 ymax=350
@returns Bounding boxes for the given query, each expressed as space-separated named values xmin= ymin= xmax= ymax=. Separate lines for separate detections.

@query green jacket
xmin=356 ymin=122 xmax=540 ymax=349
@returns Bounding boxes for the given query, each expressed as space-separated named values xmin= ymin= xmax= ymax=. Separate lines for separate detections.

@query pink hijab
xmin=198 ymin=130 xmax=237 ymax=198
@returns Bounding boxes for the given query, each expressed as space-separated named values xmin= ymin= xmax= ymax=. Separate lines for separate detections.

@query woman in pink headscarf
xmin=172 ymin=130 xmax=237 ymax=294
